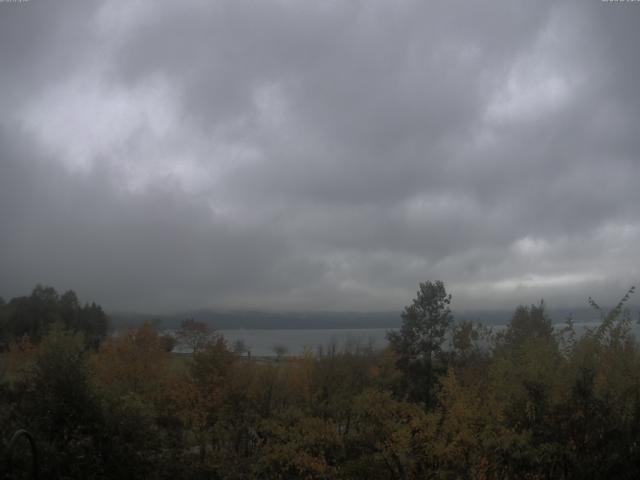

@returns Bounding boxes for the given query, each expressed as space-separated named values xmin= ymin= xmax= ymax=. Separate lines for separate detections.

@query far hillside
xmin=108 ymin=306 xmax=640 ymax=331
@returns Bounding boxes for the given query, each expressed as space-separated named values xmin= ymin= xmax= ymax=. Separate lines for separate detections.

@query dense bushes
xmin=1 ymin=283 xmax=640 ymax=478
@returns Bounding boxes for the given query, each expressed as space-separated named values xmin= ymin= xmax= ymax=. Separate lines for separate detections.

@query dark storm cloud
xmin=1 ymin=0 xmax=639 ymax=312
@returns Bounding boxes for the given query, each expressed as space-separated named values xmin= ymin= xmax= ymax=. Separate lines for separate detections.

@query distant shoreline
xmin=109 ymin=307 xmax=638 ymax=331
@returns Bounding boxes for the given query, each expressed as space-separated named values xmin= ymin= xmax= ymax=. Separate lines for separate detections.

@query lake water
xmin=209 ymin=328 xmax=390 ymax=357
xmin=172 ymin=320 xmax=640 ymax=356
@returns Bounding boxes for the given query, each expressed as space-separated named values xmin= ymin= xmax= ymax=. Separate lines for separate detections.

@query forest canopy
xmin=0 ymin=285 xmax=109 ymax=348
xmin=1 ymin=282 xmax=639 ymax=479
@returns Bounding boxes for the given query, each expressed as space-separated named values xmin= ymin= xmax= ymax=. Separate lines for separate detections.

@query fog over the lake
xmin=1 ymin=1 xmax=639 ymax=312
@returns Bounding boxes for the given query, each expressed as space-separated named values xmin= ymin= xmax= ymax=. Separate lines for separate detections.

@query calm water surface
xmin=212 ymin=328 xmax=390 ymax=357
xmin=172 ymin=320 xmax=640 ymax=356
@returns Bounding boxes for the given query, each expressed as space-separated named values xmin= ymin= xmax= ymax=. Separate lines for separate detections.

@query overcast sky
xmin=1 ymin=0 xmax=639 ymax=313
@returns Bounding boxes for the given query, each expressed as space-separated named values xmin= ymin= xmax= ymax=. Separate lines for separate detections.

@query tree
xmin=0 ymin=286 xmax=109 ymax=347
xmin=345 ymin=389 xmax=432 ymax=479
xmin=91 ymin=322 xmax=169 ymax=400
xmin=502 ymin=301 xmax=553 ymax=349
xmin=183 ymin=335 xmax=237 ymax=463
xmin=448 ymin=319 xmax=493 ymax=367
xmin=176 ymin=318 xmax=213 ymax=353
xmin=272 ymin=344 xmax=289 ymax=361
xmin=77 ymin=301 xmax=109 ymax=347
xmin=233 ymin=338 xmax=250 ymax=356
xmin=387 ymin=281 xmax=452 ymax=403
xmin=6 ymin=285 xmax=62 ymax=341
xmin=18 ymin=324 xmax=103 ymax=478
xmin=160 ymin=333 xmax=178 ymax=352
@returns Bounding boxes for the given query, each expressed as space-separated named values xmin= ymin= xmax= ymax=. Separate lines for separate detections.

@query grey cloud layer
xmin=1 ymin=0 xmax=639 ymax=312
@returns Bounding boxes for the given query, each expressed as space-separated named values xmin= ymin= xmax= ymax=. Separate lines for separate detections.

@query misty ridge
xmin=110 ymin=306 xmax=640 ymax=331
